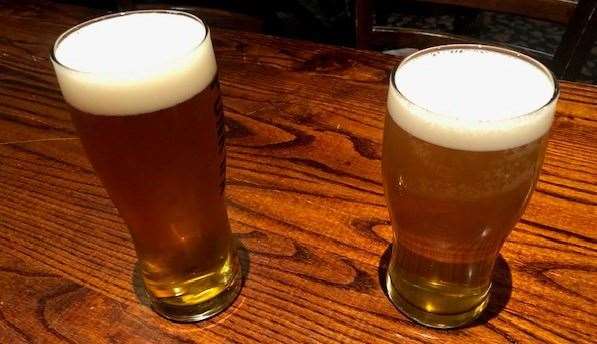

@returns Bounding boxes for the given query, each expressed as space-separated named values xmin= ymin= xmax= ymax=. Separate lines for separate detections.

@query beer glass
xmin=382 ymin=45 xmax=558 ymax=328
xmin=51 ymin=11 xmax=242 ymax=322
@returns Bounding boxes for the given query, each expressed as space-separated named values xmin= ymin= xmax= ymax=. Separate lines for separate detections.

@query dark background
xmin=55 ymin=0 xmax=596 ymax=84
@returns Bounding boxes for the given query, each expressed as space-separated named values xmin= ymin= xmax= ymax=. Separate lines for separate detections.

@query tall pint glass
xmin=51 ymin=11 xmax=241 ymax=322
xmin=382 ymin=45 xmax=558 ymax=328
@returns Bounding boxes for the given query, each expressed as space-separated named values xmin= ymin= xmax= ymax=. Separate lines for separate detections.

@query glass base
xmin=149 ymin=259 xmax=243 ymax=323
xmin=385 ymin=272 xmax=489 ymax=329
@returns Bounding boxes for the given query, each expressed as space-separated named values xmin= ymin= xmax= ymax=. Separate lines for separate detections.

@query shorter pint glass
xmin=51 ymin=11 xmax=241 ymax=322
xmin=382 ymin=45 xmax=558 ymax=328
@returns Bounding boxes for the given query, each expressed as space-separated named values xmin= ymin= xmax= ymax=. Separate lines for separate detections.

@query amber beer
xmin=382 ymin=45 xmax=558 ymax=328
xmin=51 ymin=11 xmax=241 ymax=322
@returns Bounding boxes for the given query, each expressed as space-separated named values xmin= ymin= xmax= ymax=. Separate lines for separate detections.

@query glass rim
xmin=50 ymin=9 xmax=209 ymax=74
xmin=389 ymin=44 xmax=560 ymax=123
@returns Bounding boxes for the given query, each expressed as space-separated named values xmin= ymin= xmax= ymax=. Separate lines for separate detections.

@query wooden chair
xmin=355 ymin=0 xmax=597 ymax=80
xmin=116 ymin=0 xmax=264 ymax=33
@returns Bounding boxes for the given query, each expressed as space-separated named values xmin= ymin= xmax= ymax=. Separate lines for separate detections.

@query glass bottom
xmin=385 ymin=272 xmax=489 ymax=329
xmin=148 ymin=255 xmax=243 ymax=323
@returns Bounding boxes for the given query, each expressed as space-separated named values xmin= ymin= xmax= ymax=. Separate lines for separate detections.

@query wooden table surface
xmin=1 ymin=1 xmax=596 ymax=343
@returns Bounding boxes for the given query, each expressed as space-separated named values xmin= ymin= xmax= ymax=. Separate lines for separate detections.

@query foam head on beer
xmin=52 ymin=12 xmax=216 ymax=116
xmin=388 ymin=46 xmax=557 ymax=151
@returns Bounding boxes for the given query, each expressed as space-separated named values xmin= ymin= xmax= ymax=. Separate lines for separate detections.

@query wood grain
xmin=1 ymin=1 xmax=596 ymax=343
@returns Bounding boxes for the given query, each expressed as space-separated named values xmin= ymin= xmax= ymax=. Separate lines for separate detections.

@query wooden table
xmin=1 ymin=1 xmax=596 ymax=343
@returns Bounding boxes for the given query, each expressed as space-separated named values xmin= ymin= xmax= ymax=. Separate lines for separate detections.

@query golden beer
xmin=51 ymin=11 xmax=241 ymax=322
xmin=382 ymin=45 xmax=558 ymax=328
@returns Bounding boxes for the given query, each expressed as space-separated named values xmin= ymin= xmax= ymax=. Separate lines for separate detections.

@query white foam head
xmin=387 ymin=45 xmax=558 ymax=151
xmin=52 ymin=11 xmax=217 ymax=116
